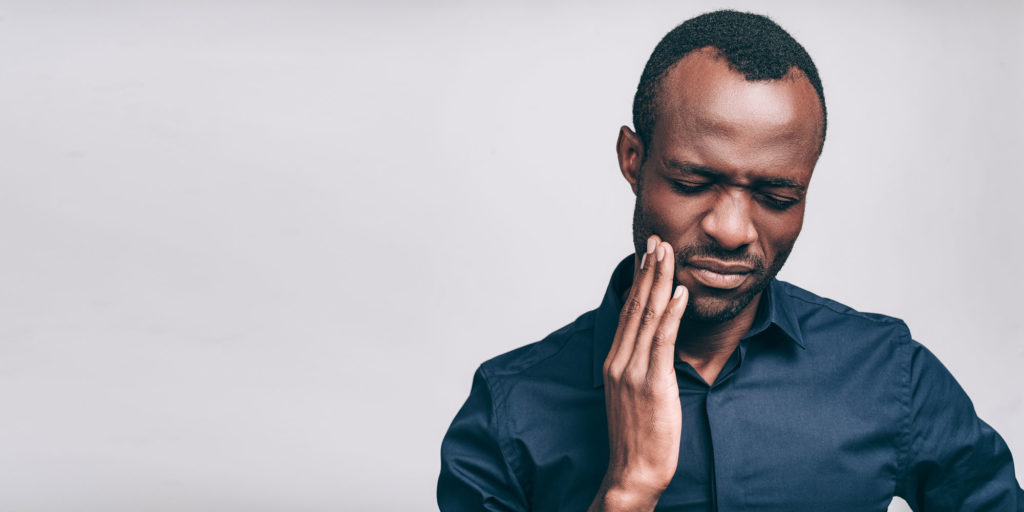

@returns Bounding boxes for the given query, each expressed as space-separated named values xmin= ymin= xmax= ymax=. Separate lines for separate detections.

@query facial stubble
xmin=631 ymin=190 xmax=793 ymax=324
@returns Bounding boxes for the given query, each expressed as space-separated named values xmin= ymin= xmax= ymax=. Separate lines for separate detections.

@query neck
xmin=675 ymin=293 xmax=763 ymax=385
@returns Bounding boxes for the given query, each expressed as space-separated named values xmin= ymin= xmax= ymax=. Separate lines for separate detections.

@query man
xmin=438 ymin=10 xmax=1023 ymax=511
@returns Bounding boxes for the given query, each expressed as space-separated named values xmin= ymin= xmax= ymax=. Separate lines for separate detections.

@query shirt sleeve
xmin=438 ymin=367 xmax=528 ymax=512
xmin=895 ymin=339 xmax=1024 ymax=511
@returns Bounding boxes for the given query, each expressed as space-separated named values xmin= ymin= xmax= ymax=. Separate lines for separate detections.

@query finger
xmin=605 ymin=235 xmax=659 ymax=374
xmin=628 ymin=241 xmax=676 ymax=370
xmin=607 ymin=235 xmax=659 ymax=371
xmin=649 ymin=284 xmax=688 ymax=379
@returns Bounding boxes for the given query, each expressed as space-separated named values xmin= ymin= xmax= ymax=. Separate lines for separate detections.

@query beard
xmin=632 ymin=196 xmax=793 ymax=324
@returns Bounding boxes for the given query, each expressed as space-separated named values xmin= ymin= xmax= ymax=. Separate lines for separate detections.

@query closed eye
xmin=670 ymin=180 xmax=713 ymax=194
xmin=757 ymin=193 xmax=801 ymax=210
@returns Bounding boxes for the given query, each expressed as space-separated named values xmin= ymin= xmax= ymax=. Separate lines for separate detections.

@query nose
xmin=699 ymin=188 xmax=758 ymax=251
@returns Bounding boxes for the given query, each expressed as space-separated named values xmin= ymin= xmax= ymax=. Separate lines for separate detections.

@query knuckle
xmin=651 ymin=332 xmax=662 ymax=345
xmin=651 ymin=330 xmax=670 ymax=348
xmin=639 ymin=380 xmax=655 ymax=399
xmin=623 ymin=297 xmax=643 ymax=317
xmin=641 ymin=306 xmax=659 ymax=326
xmin=623 ymin=366 xmax=645 ymax=385
xmin=604 ymin=362 xmax=624 ymax=380
xmin=650 ymin=329 xmax=663 ymax=343
xmin=602 ymin=360 xmax=616 ymax=376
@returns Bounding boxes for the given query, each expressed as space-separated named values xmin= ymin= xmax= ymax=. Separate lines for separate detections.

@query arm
xmin=896 ymin=339 xmax=1024 ymax=511
xmin=438 ymin=368 xmax=528 ymax=512
xmin=589 ymin=236 xmax=689 ymax=512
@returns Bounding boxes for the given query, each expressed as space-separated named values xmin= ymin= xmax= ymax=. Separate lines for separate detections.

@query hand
xmin=589 ymin=235 xmax=688 ymax=512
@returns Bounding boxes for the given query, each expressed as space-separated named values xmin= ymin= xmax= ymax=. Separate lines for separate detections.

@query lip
xmin=685 ymin=258 xmax=753 ymax=290
xmin=686 ymin=258 xmax=754 ymax=274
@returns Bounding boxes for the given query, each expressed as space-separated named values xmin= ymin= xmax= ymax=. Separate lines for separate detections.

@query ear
xmin=616 ymin=126 xmax=644 ymax=195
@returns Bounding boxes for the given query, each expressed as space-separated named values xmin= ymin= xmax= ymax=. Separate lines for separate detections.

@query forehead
xmin=651 ymin=48 xmax=823 ymax=181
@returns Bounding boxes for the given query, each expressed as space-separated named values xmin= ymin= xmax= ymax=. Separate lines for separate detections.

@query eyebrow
xmin=664 ymin=159 xmax=807 ymax=191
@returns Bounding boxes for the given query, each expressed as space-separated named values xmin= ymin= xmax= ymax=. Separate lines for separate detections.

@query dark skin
xmin=589 ymin=48 xmax=824 ymax=511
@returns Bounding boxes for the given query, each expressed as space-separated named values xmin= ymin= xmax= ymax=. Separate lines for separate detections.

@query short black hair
xmin=632 ymin=10 xmax=826 ymax=154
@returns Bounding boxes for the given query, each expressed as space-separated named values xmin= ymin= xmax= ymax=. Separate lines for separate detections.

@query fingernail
xmin=656 ymin=245 xmax=665 ymax=262
xmin=673 ymin=285 xmax=685 ymax=299
xmin=640 ymin=252 xmax=648 ymax=270
xmin=646 ymin=237 xmax=656 ymax=254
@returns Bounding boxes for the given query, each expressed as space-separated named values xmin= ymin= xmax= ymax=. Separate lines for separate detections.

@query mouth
xmin=685 ymin=258 xmax=754 ymax=290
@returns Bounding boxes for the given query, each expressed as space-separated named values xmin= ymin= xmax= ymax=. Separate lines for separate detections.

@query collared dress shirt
xmin=439 ymin=256 xmax=1023 ymax=511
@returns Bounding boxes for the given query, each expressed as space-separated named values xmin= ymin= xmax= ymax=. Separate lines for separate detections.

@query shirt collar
xmin=591 ymin=255 xmax=805 ymax=388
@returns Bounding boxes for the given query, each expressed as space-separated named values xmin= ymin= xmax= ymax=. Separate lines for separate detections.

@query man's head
xmin=618 ymin=10 xmax=825 ymax=324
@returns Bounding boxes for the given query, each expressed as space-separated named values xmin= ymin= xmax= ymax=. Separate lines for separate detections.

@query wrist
xmin=589 ymin=476 xmax=665 ymax=512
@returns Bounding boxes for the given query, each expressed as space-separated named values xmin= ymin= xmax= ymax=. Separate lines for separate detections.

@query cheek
xmin=639 ymin=182 xmax=708 ymax=240
xmin=756 ymin=205 xmax=805 ymax=257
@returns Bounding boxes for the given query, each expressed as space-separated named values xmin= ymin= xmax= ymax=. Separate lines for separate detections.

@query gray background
xmin=1 ymin=1 xmax=1021 ymax=511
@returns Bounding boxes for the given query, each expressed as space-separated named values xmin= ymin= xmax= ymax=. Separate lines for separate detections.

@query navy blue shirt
xmin=439 ymin=256 xmax=1023 ymax=511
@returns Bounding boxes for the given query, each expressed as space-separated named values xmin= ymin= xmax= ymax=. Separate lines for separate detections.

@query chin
xmin=682 ymin=280 xmax=766 ymax=324
xmin=684 ymin=295 xmax=751 ymax=324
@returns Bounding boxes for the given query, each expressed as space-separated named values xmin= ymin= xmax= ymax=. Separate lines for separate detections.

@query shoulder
xmin=769 ymin=280 xmax=920 ymax=371
xmin=474 ymin=309 xmax=599 ymax=404
xmin=480 ymin=309 xmax=596 ymax=377
xmin=774 ymin=279 xmax=913 ymax=344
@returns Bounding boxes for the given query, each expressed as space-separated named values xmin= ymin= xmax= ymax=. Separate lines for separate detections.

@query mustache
xmin=675 ymin=244 xmax=766 ymax=273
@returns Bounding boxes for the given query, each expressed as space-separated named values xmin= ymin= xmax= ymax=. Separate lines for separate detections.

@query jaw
xmin=683 ymin=283 xmax=761 ymax=324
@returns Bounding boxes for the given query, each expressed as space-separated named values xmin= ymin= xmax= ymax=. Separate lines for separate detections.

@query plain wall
xmin=0 ymin=1 xmax=1021 ymax=510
